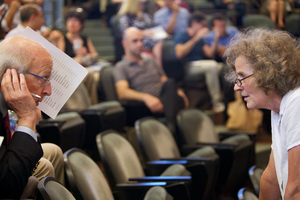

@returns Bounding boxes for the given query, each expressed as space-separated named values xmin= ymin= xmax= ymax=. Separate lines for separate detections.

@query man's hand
xmin=143 ymin=94 xmax=164 ymax=113
xmin=194 ymin=27 xmax=209 ymax=42
xmin=171 ymin=3 xmax=180 ymax=12
xmin=1 ymin=69 xmax=39 ymax=132
xmin=177 ymin=89 xmax=189 ymax=108
xmin=212 ymin=26 xmax=222 ymax=39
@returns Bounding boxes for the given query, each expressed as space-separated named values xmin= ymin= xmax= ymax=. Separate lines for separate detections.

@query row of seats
xmin=237 ymin=165 xmax=264 ymax=200
xmin=36 ymin=105 xmax=257 ymax=199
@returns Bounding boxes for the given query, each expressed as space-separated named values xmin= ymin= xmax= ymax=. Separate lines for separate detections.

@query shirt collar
xmin=121 ymin=55 xmax=148 ymax=66
xmin=279 ymin=89 xmax=294 ymax=116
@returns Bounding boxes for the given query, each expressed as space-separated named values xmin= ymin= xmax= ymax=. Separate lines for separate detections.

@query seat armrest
xmin=218 ymin=131 xmax=256 ymax=141
xmin=182 ymin=143 xmax=237 ymax=152
xmin=145 ymin=160 xmax=188 ymax=176
xmin=37 ymin=120 xmax=66 ymax=128
xmin=128 ymin=176 xmax=191 ymax=183
xmin=115 ymin=182 xmax=190 ymax=200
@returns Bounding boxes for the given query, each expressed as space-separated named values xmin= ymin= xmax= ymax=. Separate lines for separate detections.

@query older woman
xmin=224 ymin=28 xmax=300 ymax=199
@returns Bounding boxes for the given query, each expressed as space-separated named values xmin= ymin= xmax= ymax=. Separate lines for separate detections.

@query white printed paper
xmin=146 ymin=26 xmax=168 ymax=40
xmin=21 ymin=27 xmax=88 ymax=119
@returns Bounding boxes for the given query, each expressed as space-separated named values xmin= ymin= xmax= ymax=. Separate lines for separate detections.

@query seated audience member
xmin=153 ymin=0 xmax=190 ymax=37
xmin=55 ymin=7 xmax=100 ymax=104
xmin=0 ymin=0 xmax=44 ymax=34
xmin=56 ymin=7 xmax=99 ymax=67
xmin=5 ymin=3 xmax=43 ymax=38
xmin=113 ymin=27 xmax=189 ymax=133
xmin=2 ymin=1 xmax=62 ymax=41
xmin=117 ymin=0 xmax=164 ymax=67
xmin=174 ymin=11 xmax=224 ymax=112
xmin=0 ymin=36 xmax=64 ymax=199
xmin=205 ymin=12 xmax=238 ymax=62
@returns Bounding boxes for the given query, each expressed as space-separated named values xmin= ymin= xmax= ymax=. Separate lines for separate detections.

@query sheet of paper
xmin=21 ymin=27 xmax=88 ymax=119
xmin=146 ymin=26 xmax=168 ymax=40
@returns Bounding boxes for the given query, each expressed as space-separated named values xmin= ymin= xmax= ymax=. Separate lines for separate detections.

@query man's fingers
xmin=11 ymin=69 xmax=21 ymax=91
xmin=19 ymin=73 xmax=28 ymax=92
xmin=1 ymin=69 xmax=13 ymax=94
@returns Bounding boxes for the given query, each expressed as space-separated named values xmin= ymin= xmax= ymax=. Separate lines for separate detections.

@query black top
xmin=64 ymin=35 xmax=89 ymax=58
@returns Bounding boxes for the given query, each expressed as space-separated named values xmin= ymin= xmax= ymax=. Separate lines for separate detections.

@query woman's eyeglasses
xmin=234 ymin=74 xmax=253 ymax=87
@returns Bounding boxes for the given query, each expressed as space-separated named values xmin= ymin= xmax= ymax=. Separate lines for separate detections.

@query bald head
xmin=122 ymin=27 xmax=144 ymax=58
xmin=123 ymin=27 xmax=143 ymax=41
xmin=0 ymin=36 xmax=52 ymax=80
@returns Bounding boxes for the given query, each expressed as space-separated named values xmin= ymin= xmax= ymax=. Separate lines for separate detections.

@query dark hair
xmin=188 ymin=11 xmax=206 ymax=27
xmin=64 ymin=7 xmax=87 ymax=24
xmin=20 ymin=4 xmax=39 ymax=23
xmin=210 ymin=12 xmax=225 ymax=27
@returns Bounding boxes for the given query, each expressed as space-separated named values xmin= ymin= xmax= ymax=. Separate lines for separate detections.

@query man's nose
xmin=43 ymin=82 xmax=52 ymax=96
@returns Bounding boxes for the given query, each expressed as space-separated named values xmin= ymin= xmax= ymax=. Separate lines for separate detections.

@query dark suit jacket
xmin=0 ymin=110 xmax=43 ymax=199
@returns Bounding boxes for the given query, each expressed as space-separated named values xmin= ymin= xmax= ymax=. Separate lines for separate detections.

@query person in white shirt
xmin=225 ymin=28 xmax=300 ymax=199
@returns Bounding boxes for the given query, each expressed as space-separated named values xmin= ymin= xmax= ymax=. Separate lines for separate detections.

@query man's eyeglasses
xmin=26 ymin=72 xmax=51 ymax=86
xmin=234 ymin=74 xmax=253 ymax=87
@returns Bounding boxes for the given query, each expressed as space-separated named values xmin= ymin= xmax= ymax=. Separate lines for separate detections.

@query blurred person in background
xmin=117 ymin=0 xmax=164 ymax=67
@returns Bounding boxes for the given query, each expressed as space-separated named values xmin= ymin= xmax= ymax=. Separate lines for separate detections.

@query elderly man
xmin=0 ymin=36 xmax=63 ymax=199
xmin=114 ymin=27 xmax=188 ymax=134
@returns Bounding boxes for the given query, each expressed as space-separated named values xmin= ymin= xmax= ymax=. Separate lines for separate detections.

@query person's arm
xmin=284 ymin=145 xmax=300 ymax=199
xmin=3 ymin=1 xmax=20 ymax=30
xmin=259 ymin=150 xmax=281 ymax=200
xmin=86 ymin=38 xmax=99 ymax=62
xmin=115 ymin=80 xmax=164 ymax=113
xmin=160 ymin=75 xmax=168 ymax=83
xmin=0 ymin=69 xmax=43 ymax=199
xmin=177 ymin=88 xmax=189 ymax=108
xmin=48 ymin=30 xmax=65 ymax=50
xmin=217 ymin=45 xmax=226 ymax=58
xmin=203 ymin=28 xmax=221 ymax=59
xmin=165 ymin=5 xmax=180 ymax=35
xmin=175 ymin=27 xmax=209 ymax=59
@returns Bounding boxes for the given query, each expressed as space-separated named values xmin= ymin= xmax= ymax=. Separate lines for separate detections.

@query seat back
xmin=53 ymin=112 xmax=86 ymax=152
xmin=37 ymin=176 xmax=76 ymax=200
xmin=162 ymin=40 xmax=185 ymax=83
xmin=96 ymin=130 xmax=145 ymax=188
xmin=63 ymin=148 xmax=115 ymax=200
xmin=221 ymin=134 xmax=254 ymax=196
xmin=177 ymin=108 xmax=219 ymax=144
xmin=242 ymin=14 xmax=275 ymax=29
xmin=237 ymin=187 xmax=258 ymax=200
xmin=99 ymin=66 xmax=118 ymax=101
xmin=286 ymin=13 xmax=300 ymax=36
xmin=248 ymin=165 xmax=264 ymax=196
xmin=62 ymin=83 xmax=92 ymax=110
xmin=187 ymin=146 xmax=220 ymax=200
xmin=144 ymin=186 xmax=174 ymax=200
xmin=135 ymin=117 xmax=182 ymax=161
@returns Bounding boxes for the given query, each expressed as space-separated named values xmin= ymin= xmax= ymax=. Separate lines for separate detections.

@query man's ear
xmin=121 ymin=39 xmax=126 ymax=49
xmin=29 ymin=14 xmax=36 ymax=22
